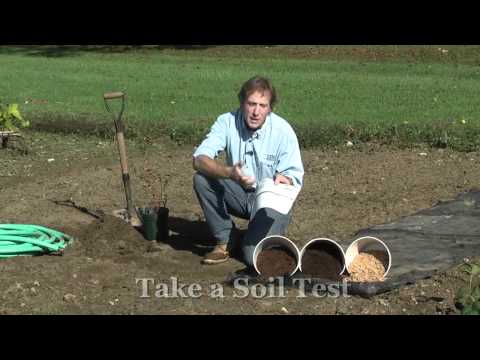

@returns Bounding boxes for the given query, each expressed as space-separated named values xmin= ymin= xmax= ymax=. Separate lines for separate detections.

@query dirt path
xmin=0 ymin=133 xmax=477 ymax=314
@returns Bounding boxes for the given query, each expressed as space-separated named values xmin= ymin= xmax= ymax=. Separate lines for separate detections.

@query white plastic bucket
xmin=345 ymin=236 xmax=392 ymax=278
xmin=252 ymin=235 xmax=301 ymax=276
xmin=299 ymin=238 xmax=347 ymax=275
xmin=251 ymin=178 xmax=301 ymax=218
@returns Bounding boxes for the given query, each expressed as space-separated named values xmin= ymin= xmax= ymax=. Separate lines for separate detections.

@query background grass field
xmin=1 ymin=45 xmax=480 ymax=150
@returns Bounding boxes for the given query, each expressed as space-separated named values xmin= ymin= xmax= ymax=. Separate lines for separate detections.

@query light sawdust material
xmin=346 ymin=251 xmax=388 ymax=283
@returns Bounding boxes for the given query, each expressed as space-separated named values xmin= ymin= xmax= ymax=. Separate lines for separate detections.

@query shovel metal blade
xmin=112 ymin=209 xmax=143 ymax=228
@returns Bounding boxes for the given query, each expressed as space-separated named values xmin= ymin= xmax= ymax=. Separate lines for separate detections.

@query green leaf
xmin=4 ymin=117 xmax=18 ymax=132
xmin=456 ymin=287 xmax=468 ymax=301
xmin=7 ymin=104 xmax=23 ymax=120
xmin=1 ymin=103 xmax=29 ymax=129
xmin=472 ymin=301 xmax=480 ymax=312
xmin=462 ymin=263 xmax=473 ymax=274
xmin=21 ymin=119 xmax=30 ymax=128
xmin=462 ymin=305 xmax=476 ymax=315
xmin=472 ymin=287 xmax=480 ymax=301
xmin=471 ymin=264 xmax=480 ymax=276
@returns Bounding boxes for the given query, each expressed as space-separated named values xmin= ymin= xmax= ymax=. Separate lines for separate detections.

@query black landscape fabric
xmin=227 ymin=191 xmax=480 ymax=298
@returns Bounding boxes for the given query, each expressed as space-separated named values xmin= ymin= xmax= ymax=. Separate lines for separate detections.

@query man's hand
xmin=230 ymin=162 xmax=256 ymax=189
xmin=194 ymin=156 xmax=255 ymax=188
xmin=274 ymin=173 xmax=293 ymax=186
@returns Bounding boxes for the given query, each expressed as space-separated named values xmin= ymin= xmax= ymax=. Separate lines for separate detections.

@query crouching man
xmin=193 ymin=76 xmax=304 ymax=268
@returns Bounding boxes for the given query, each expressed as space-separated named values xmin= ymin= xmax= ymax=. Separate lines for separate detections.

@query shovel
xmin=104 ymin=91 xmax=142 ymax=228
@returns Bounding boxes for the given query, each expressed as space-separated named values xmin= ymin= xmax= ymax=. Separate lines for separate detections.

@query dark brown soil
xmin=66 ymin=215 xmax=150 ymax=260
xmin=256 ymin=248 xmax=297 ymax=278
xmin=301 ymin=244 xmax=344 ymax=281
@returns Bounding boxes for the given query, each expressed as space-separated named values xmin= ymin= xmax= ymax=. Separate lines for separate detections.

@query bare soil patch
xmin=1 ymin=133 xmax=479 ymax=314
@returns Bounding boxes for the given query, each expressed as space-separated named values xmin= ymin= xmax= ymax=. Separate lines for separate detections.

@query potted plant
xmin=0 ymin=102 xmax=29 ymax=152
xmin=139 ymin=160 xmax=170 ymax=243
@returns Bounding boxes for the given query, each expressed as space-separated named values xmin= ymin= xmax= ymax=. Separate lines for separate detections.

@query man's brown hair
xmin=238 ymin=76 xmax=278 ymax=109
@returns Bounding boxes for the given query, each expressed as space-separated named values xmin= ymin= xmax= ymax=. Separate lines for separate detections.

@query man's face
xmin=242 ymin=91 xmax=272 ymax=131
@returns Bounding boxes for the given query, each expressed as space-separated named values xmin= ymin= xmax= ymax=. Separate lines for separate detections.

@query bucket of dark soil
xmin=345 ymin=237 xmax=392 ymax=282
xmin=138 ymin=206 xmax=169 ymax=242
xmin=253 ymin=236 xmax=300 ymax=278
xmin=299 ymin=238 xmax=346 ymax=281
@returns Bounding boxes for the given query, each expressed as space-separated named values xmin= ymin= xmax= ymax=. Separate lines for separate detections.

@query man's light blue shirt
xmin=193 ymin=109 xmax=304 ymax=188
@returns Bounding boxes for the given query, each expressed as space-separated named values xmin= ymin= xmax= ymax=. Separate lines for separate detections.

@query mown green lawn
xmin=1 ymin=45 xmax=480 ymax=149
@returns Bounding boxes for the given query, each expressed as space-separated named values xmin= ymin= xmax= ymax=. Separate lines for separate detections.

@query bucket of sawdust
xmin=345 ymin=236 xmax=392 ymax=282
xmin=299 ymin=238 xmax=346 ymax=281
xmin=253 ymin=236 xmax=300 ymax=277
xmin=138 ymin=206 xmax=169 ymax=242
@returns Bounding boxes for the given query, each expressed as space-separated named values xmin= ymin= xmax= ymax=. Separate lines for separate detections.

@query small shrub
xmin=456 ymin=262 xmax=480 ymax=315
xmin=0 ymin=103 xmax=29 ymax=132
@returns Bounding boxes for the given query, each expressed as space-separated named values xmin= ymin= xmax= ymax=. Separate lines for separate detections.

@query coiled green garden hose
xmin=0 ymin=224 xmax=73 ymax=258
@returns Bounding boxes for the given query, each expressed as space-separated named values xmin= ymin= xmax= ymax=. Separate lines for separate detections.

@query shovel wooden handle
xmin=104 ymin=92 xmax=125 ymax=100
xmin=103 ymin=90 xmax=140 ymax=227
xmin=114 ymin=130 xmax=134 ymax=212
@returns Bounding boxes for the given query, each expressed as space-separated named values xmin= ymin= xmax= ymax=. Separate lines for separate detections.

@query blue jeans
xmin=193 ymin=172 xmax=292 ymax=267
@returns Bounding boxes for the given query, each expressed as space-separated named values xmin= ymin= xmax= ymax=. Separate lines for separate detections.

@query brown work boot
xmin=202 ymin=246 xmax=230 ymax=265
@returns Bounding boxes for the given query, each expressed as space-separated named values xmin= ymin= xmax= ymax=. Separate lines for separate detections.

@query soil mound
xmin=69 ymin=215 xmax=150 ymax=259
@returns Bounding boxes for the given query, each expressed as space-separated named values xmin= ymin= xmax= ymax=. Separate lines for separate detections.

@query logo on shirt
xmin=265 ymin=154 xmax=275 ymax=162
xmin=264 ymin=154 xmax=276 ymax=169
